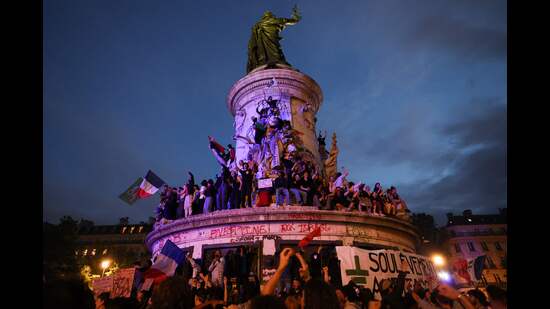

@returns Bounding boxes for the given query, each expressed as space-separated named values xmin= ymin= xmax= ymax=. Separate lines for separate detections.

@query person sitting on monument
xmin=383 ymin=188 xmax=396 ymax=217
xmin=300 ymin=171 xmax=314 ymax=206
xmin=358 ymin=185 xmax=374 ymax=214
xmin=273 ymin=169 xmax=290 ymax=207
xmin=332 ymin=186 xmax=349 ymax=211
xmin=388 ymin=186 xmax=410 ymax=220
xmin=289 ymin=173 xmax=305 ymax=205
xmin=371 ymin=182 xmax=385 ymax=216
xmin=345 ymin=182 xmax=362 ymax=212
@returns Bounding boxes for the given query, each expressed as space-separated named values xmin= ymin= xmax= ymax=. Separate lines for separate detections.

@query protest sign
xmin=336 ymin=246 xmax=438 ymax=300
xmin=258 ymin=178 xmax=272 ymax=189
xmin=110 ymin=268 xmax=136 ymax=298
xmin=92 ymin=276 xmax=113 ymax=295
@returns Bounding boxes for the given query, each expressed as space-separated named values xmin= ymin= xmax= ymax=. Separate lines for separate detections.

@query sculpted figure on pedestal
xmin=324 ymin=133 xmax=339 ymax=179
xmin=246 ymin=6 xmax=301 ymax=73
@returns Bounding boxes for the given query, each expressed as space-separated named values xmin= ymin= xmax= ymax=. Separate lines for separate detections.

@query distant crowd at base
xmin=155 ymin=164 xmax=411 ymax=226
xmin=44 ymin=247 xmax=507 ymax=309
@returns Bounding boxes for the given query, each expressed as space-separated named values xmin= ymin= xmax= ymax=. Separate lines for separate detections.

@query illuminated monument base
xmin=146 ymin=207 xmax=420 ymax=282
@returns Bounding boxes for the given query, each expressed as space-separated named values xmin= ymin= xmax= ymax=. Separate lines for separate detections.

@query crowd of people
xmin=154 ymin=160 xmax=411 ymax=225
xmin=44 ymin=247 xmax=507 ymax=309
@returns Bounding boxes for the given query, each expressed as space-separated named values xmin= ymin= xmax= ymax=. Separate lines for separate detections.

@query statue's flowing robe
xmin=247 ymin=16 xmax=296 ymax=73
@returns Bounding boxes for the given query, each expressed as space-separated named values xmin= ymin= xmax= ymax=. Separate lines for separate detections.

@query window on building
xmin=480 ymin=241 xmax=489 ymax=251
xmin=102 ymin=249 xmax=108 ymax=255
xmin=500 ymin=256 xmax=507 ymax=269
xmin=467 ymin=242 xmax=475 ymax=252
xmin=83 ymin=249 xmax=88 ymax=256
xmin=130 ymin=226 xmax=135 ymax=233
xmin=121 ymin=227 xmax=127 ymax=234
xmin=138 ymin=226 xmax=143 ymax=233
xmin=486 ymin=256 xmax=496 ymax=269
xmin=481 ymin=274 xmax=488 ymax=286
xmin=495 ymin=242 xmax=503 ymax=251
xmin=91 ymin=249 xmax=96 ymax=256
xmin=454 ymin=243 xmax=461 ymax=253
xmin=74 ymin=250 xmax=78 ymax=256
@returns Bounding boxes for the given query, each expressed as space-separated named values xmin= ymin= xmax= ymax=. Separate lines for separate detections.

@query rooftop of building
xmin=77 ymin=224 xmax=153 ymax=235
xmin=446 ymin=208 xmax=507 ymax=227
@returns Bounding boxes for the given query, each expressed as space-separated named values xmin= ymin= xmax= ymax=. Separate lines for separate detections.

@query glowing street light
xmin=437 ymin=271 xmax=451 ymax=282
xmin=432 ymin=254 xmax=446 ymax=267
xmin=100 ymin=259 xmax=111 ymax=277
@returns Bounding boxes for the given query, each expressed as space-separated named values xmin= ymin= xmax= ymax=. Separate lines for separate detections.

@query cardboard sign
xmin=258 ymin=178 xmax=272 ymax=189
xmin=92 ymin=276 xmax=113 ymax=295
xmin=110 ymin=268 xmax=136 ymax=298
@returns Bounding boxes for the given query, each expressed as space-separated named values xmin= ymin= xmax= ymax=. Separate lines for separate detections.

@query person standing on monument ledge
xmin=246 ymin=5 xmax=301 ymax=73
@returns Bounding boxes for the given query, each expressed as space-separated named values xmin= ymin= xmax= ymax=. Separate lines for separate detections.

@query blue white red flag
xmin=137 ymin=170 xmax=166 ymax=199
xmin=467 ymin=255 xmax=486 ymax=281
xmin=143 ymin=240 xmax=185 ymax=284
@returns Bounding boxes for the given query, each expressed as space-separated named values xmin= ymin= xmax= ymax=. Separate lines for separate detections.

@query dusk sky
xmin=44 ymin=0 xmax=507 ymax=226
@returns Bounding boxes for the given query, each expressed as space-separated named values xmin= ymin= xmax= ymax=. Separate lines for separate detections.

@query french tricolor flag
xmin=144 ymin=240 xmax=185 ymax=284
xmin=137 ymin=170 xmax=166 ymax=199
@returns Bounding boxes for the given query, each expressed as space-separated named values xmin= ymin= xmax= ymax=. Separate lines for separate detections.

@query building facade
xmin=443 ymin=209 xmax=507 ymax=289
xmin=75 ymin=223 xmax=153 ymax=274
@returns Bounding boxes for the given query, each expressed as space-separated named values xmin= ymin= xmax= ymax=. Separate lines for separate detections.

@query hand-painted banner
xmin=336 ymin=246 xmax=438 ymax=300
xmin=92 ymin=276 xmax=113 ymax=295
xmin=110 ymin=268 xmax=136 ymax=299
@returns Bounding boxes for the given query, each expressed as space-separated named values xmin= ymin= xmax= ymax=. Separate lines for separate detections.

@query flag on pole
xmin=208 ymin=136 xmax=226 ymax=155
xmin=467 ymin=255 xmax=486 ymax=281
xmin=137 ymin=170 xmax=166 ymax=199
xmin=119 ymin=177 xmax=143 ymax=205
xmin=143 ymin=240 xmax=185 ymax=284
xmin=298 ymin=226 xmax=322 ymax=248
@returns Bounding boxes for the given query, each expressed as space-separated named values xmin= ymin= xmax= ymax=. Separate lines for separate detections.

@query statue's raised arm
xmin=246 ymin=6 xmax=302 ymax=73
xmin=279 ymin=5 xmax=301 ymax=26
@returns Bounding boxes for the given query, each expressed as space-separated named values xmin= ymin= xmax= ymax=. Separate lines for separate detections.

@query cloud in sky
xmin=397 ymin=98 xmax=507 ymax=221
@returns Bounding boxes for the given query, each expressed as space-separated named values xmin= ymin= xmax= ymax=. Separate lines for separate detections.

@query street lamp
xmin=432 ymin=254 xmax=446 ymax=267
xmin=437 ymin=271 xmax=451 ymax=282
xmin=100 ymin=259 xmax=111 ymax=277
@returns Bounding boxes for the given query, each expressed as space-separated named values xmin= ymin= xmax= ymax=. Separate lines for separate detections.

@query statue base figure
xmin=227 ymin=68 xmax=324 ymax=179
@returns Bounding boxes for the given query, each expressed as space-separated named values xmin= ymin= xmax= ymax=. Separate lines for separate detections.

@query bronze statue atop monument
xmin=246 ymin=5 xmax=301 ymax=73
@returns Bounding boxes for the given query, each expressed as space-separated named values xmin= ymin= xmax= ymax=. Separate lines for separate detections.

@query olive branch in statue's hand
xmin=292 ymin=5 xmax=301 ymax=19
